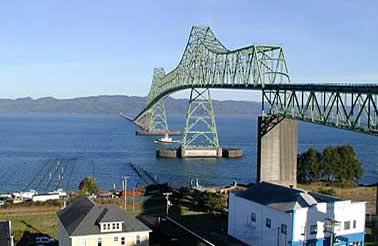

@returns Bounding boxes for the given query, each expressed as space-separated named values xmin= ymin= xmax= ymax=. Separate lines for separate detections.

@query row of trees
xmin=297 ymin=145 xmax=364 ymax=184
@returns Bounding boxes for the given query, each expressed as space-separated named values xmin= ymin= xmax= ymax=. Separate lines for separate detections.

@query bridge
xmin=132 ymin=26 xmax=378 ymax=186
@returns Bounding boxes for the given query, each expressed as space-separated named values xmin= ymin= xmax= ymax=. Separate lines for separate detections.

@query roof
xmin=0 ymin=221 xmax=12 ymax=246
xmin=57 ymin=198 xmax=151 ymax=236
xmin=234 ymin=182 xmax=336 ymax=212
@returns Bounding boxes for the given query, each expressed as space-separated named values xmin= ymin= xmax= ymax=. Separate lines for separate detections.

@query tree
xmin=297 ymin=148 xmax=322 ymax=183
xmin=322 ymin=146 xmax=340 ymax=182
xmin=298 ymin=145 xmax=364 ymax=184
xmin=79 ymin=176 xmax=99 ymax=195
xmin=334 ymin=145 xmax=363 ymax=182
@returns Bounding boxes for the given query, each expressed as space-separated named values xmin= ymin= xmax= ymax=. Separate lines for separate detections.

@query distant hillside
xmin=0 ymin=96 xmax=262 ymax=116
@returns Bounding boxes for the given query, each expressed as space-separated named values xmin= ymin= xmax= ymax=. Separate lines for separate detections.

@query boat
xmin=20 ymin=190 xmax=37 ymax=200
xmin=13 ymin=197 xmax=24 ymax=204
xmin=48 ymin=188 xmax=67 ymax=197
xmin=154 ymin=133 xmax=179 ymax=144
xmin=0 ymin=193 xmax=12 ymax=200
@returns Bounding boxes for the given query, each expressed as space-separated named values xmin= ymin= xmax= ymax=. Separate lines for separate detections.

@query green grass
xmin=0 ymin=214 xmax=58 ymax=245
xmin=366 ymin=243 xmax=378 ymax=246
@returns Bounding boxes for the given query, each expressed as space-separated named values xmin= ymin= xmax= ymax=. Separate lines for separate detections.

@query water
xmin=0 ymin=114 xmax=376 ymax=193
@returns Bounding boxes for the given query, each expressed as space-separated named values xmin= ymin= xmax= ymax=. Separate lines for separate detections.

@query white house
xmin=57 ymin=197 xmax=152 ymax=246
xmin=228 ymin=182 xmax=366 ymax=246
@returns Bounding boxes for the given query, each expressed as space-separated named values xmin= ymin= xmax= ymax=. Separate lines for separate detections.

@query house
xmin=228 ymin=182 xmax=366 ymax=246
xmin=57 ymin=198 xmax=152 ymax=246
xmin=0 ymin=220 xmax=14 ymax=246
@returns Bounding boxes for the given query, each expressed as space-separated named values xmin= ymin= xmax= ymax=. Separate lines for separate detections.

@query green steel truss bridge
xmin=134 ymin=26 xmax=378 ymax=149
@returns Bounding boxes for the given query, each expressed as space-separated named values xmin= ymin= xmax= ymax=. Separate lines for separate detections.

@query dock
xmin=157 ymin=147 xmax=243 ymax=159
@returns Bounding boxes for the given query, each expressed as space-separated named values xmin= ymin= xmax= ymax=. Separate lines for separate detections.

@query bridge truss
xmin=134 ymin=26 xmax=378 ymax=138
xmin=263 ymin=84 xmax=378 ymax=135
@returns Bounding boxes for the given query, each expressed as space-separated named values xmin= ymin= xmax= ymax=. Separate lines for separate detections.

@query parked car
xmin=35 ymin=236 xmax=56 ymax=244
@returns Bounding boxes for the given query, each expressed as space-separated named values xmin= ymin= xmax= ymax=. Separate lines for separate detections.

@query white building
xmin=228 ymin=182 xmax=366 ymax=246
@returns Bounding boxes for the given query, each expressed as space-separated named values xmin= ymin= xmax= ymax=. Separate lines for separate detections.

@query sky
xmin=0 ymin=0 xmax=377 ymax=101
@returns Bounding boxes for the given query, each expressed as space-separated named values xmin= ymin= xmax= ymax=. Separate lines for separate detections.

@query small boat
xmin=20 ymin=189 xmax=37 ymax=200
xmin=48 ymin=188 xmax=67 ymax=197
xmin=13 ymin=197 xmax=24 ymax=204
xmin=154 ymin=133 xmax=178 ymax=144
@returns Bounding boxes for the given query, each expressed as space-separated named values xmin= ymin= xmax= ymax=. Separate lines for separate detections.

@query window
xmin=97 ymin=238 xmax=102 ymax=246
xmin=102 ymin=224 xmax=106 ymax=231
xmin=344 ymin=221 xmax=350 ymax=230
xmin=107 ymin=223 xmax=110 ymax=230
xmin=121 ymin=237 xmax=125 ymax=245
xmin=353 ymin=220 xmax=357 ymax=229
xmin=112 ymin=223 xmax=115 ymax=230
xmin=116 ymin=223 xmax=120 ymax=229
xmin=136 ymin=235 xmax=141 ymax=244
xmin=310 ymin=225 xmax=317 ymax=234
xmin=114 ymin=236 xmax=118 ymax=242
xmin=281 ymin=224 xmax=287 ymax=235
xmin=251 ymin=212 xmax=256 ymax=222
xmin=266 ymin=218 xmax=271 ymax=228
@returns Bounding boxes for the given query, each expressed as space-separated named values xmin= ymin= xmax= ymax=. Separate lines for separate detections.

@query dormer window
xmin=100 ymin=222 xmax=124 ymax=232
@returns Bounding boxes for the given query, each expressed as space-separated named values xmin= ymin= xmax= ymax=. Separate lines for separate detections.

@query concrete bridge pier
xmin=257 ymin=115 xmax=297 ymax=187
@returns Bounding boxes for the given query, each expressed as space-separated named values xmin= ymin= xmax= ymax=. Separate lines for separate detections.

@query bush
xmin=198 ymin=192 xmax=227 ymax=213
xmin=318 ymin=188 xmax=336 ymax=196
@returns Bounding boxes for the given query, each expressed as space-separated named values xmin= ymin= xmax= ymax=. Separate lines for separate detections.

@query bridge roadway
xmin=135 ymin=83 xmax=377 ymax=118
xmin=134 ymin=82 xmax=378 ymax=136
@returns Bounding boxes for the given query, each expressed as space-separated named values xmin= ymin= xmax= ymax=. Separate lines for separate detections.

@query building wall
xmin=228 ymin=193 xmax=292 ymax=246
xmin=58 ymin=220 xmax=71 ymax=246
xmin=228 ymin=194 xmax=366 ymax=246
xmin=292 ymin=200 xmax=365 ymax=245
xmin=71 ymin=231 xmax=150 ymax=246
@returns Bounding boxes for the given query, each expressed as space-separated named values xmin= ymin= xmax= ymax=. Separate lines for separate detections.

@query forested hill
xmin=0 ymin=96 xmax=262 ymax=116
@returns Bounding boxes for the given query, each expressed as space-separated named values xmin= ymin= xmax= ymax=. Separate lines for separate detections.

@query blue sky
xmin=0 ymin=1 xmax=377 ymax=101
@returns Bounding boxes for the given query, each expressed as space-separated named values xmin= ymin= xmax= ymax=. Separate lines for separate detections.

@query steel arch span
xmin=134 ymin=26 xmax=378 ymax=136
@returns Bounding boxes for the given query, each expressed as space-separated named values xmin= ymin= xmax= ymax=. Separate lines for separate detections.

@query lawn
xmin=0 ymin=213 xmax=58 ymax=245
xmin=298 ymin=182 xmax=377 ymax=215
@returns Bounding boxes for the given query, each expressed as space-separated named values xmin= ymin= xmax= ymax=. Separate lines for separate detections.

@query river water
xmin=0 ymin=114 xmax=376 ymax=193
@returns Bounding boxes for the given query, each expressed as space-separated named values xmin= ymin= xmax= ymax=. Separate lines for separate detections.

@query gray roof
xmin=0 ymin=221 xmax=12 ymax=246
xmin=57 ymin=198 xmax=151 ymax=236
xmin=235 ymin=182 xmax=323 ymax=212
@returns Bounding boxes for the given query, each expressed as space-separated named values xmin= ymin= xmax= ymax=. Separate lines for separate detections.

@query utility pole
xmin=163 ymin=192 xmax=172 ymax=216
xmin=133 ymin=182 xmax=139 ymax=215
xmin=324 ymin=218 xmax=340 ymax=246
xmin=122 ymin=176 xmax=129 ymax=212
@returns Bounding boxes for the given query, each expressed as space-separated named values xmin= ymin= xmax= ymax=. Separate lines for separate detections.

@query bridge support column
xmin=180 ymin=88 xmax=222 ymax=158
xmin=135 ymin=99 xmax=181 ymax=136
xmin=257 ymin=115 xmax=297 ymax=187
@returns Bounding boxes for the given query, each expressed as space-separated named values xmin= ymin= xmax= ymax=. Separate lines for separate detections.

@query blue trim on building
xmin=290 ymin=210 xmax=296 ymax=246
xmin=290 ymin=232 xmax=365 ymax=246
